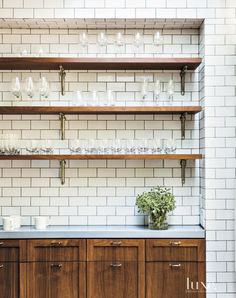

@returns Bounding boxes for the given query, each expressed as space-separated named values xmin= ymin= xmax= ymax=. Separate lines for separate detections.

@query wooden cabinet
xmin=26 ymin=239 xmax=86 ymax=298
xmin=146 ymin=239 xmax=205 ymax=298
xmin=0 ymin=240 xmax=27 ymax=298
xmin=87 ymin=239 xmax=145 ymax=298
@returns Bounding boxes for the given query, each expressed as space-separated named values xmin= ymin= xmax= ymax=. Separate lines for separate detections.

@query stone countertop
xmin=0 ymin=225 xmax=205 ymax=239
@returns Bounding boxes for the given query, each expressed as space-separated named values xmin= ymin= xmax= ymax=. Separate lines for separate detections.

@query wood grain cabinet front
xmin=87 ymin=239 xmax=145 ymax=298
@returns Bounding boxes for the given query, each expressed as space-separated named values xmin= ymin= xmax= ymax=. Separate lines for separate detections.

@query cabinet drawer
xmin=27 ymin=239 xmax=86 ymax=262
xmin=0 ymin=240 xmax=21 ymax=262
xmin=87 ymin=239 xmax=145 ymax=262
xmin=146 ymin=239 xmax=205 ymax=262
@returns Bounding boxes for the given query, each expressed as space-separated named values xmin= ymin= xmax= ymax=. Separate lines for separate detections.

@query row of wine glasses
xmin=70 ymin=139 xmax=176 ymax=155
xmin=12 ymin=77 xmax=50 ymax=99
xmin=0 ymin=134 xmax=20 ymax=155
xmin=72 ymin=90 xmax=115 ymax=106
xmin=141 ymin=78 xmax=174 ymax=101
xmin=79 ymin=31 xmax=163 ymax=53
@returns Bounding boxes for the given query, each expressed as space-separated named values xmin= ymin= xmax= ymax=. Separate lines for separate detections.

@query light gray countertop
xmin=0 ymin=225 xmax=205 ymax=239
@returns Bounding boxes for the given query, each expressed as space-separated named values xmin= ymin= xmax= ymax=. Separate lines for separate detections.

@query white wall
xmin=0 ymin=0 xmax=235 ymax=297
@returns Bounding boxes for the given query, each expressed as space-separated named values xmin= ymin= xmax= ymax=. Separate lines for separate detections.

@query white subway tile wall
xmin=0 ymin=1 xmax=235 ymax=297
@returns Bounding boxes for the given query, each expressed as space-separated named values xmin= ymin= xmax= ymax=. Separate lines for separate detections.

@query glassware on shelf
xmin=24 ymin=77 xmax=34 ymax=99
xmin=115 ymin=32 xmax=125 ymax=54
xmin=71 ymin=91 xmax=83 ymax=106
xmin=137 ymin=139 xmax=148 ymax=154
xmin=0 ymin=134 xmax=21 ymax=155
xmin=39 ymin=77 xmax=50 ymax=99
xmin=154 ymin=79 xmax=161 ymax=102
xmin=11 ymin=77 xmax=22 ymax=99
xmin=163 ymin=139 xmax=176 ymax=154
xmin=167 ymin=79 xmax=174 ymax=102
xmin=141 ymin=78 xmax=149 ymax=101
xmin=79 ymin=32 xmax=89 ymax=56
xmin=98 ymin=32 xmax=107 ymax=55
xmin=107 ymin=90 xmax=115 ymax=106
xmin=133 ymin=32 xmax=143 ymax=54
xmin=153 ymin=31 xmax=163 ymax=55
xmin=41 ymin=140 xmax=53 ymax=154
xmin=91 ymin=91 xmax=98 ymax=106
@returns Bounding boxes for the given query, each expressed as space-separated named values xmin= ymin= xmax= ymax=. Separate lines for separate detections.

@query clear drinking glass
xmin=163 ymin=139 xmax=176 ymax=154
xmin=167 ymin=79 xmax=174 ymax=102
xmin=39 ymin=77 xmax=50 ymax=99
xmin=141 ymin=78 xmax=149 ymax=101
xmin=91 ymin=91 xmax=98 ymax=106
xmin=79 ymin=32 xmax=88 ymax=56
xmin=11 ymin=77 xmax=21 ymax=99
xmin=153 ymin=31 xmax=163 ymax=55
xmin=107 ymin=90 xmax=115 ymax=106
xmin=98 ymin=32 xmax=107 ymax=55
xmin=133 ymin=32 xmax=143 ymax=54
xmin=115 ymin=32 xmax=125 ymax=54
xmin=154 ymin=79 xmax=161 ymax=102
xmin=25 ymin=77 xmax=34 ymax=98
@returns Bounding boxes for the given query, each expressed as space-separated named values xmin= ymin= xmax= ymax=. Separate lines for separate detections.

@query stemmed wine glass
xmin=115 ymin=32 xmax=125 ymax=55
xmin=11 ymin=77 xmax=22 ymax=100
xmin=154 ymin=79 xmax=161 ymax=103
xmin=153 ymin=31 xmax=163 ymax=56
xmin=98 ymin=32 xmax=108 ymax=56
xmin=133 ymin=32 xmax=143 ymax=55
xmin=167 ymin=79 xmax=174 ymax=104
xmin=25 ymin=77 xmax=34 ymax=99
xmin=79 ymin=32 xmax=88 ymax=56
xmin=141 ymin=78 xmax=149 ymax=101
xmin=39 ymin=77 xmax=50 ymax=100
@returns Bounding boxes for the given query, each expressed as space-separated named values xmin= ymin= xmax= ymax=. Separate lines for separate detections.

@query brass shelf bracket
xmin=60 ymin=160 xmax=66 ymax=185
xmin=180 ymin=159 xmax=187 ymax=186
xmin=59 ymin=65 xmax=66 ymax=96
xmin=180 ymin=112 xmax=188 ymax=140
xmin=180 ymin=65 xmax=188 ymax=96
xmin=59 ymin=113 xmax=66 ymax=140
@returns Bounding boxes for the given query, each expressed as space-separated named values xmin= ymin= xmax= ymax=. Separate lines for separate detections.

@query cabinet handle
xmin=110 ymin=263 xmax=122 ymax=268
xmin=0 ymin=242 xmax=4 ymax=246
xmin=50 ymin=241 xmax=62 ymax=247
xmin=0 ymin=265 xmax=4 ymax=269
xmin=51 ymin=264 xmax=62 ymax=269
xmin=110 ymin=241 xmax=122 ymax=246
xmin=169 ymin=241 xmax=181 ymax=246
xmin=169 ymin=264 xmax=181 ymax=269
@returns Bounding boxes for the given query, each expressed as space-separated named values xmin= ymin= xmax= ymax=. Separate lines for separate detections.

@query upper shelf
xmin=0 ymin=106 xmax=202 ymax=115
xmin=0 ymin=57 xmax=202 ymax=70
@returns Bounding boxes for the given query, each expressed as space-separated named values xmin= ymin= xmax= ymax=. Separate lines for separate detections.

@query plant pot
xmin=148 ymin=214 xmax=168 ymax=230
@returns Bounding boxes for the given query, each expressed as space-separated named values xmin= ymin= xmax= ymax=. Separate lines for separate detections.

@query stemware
xmin=163 ymin=139 xmax=176 ymax=154
xmin=107 ymin=90 xmax=115 ymax=106
xmin=153 ymin=31 xmax=163 ymax=55
xmin=25 ymin=77 xmax=34 ymax=98
xmin=79 ymin=32 xmax=89 ymax=56
xmin=115 ymin=32 xmax=125 ymax=54
xmin=167 ymin=79 xmax=174 ymax=102
xmin=11 ymin=77 xmax=21 ymax=99
xmin=133 ymin=32 xmax=143 ymax=54
xmin=154 ymin=79 xmax=161 ymax=102
xmin=39 ymin=77 xmax=50 ymax=99
xmin=141 ymin=78 xmax=149 ymax=101
xmin=98 ymin=32 xmax=107 ymax=55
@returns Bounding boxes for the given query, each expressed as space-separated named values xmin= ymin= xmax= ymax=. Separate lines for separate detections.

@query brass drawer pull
xmin=110 ymin=263 xmax=122 ymax=268
xmin=169 ymin=241 xmax=181 ymax=246
xmin=50 ymin=241 xmax=62 ymax=247
xmin=111 ymin=241 xmax=122 ymax=246
xmin=0 ymin=265 xmax=4 ymax=269
xmin=0 ymin=242 xmax=4 ymax=246
xmin=169 ymin=264 xmax=181 ymax=269
xmin=51 ymin=264 xmax=62 ymax=269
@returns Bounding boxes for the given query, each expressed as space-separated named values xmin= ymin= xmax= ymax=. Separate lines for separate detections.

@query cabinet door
xmin=87 ymin=261 xmax=144 ymax=298
xmin=0 ymin=262 xmax=19 ymax=298
xmin=27 ymin=262 xmax=86 ymax=298
xmin=146 ymin=262 xmax=205 ymax=298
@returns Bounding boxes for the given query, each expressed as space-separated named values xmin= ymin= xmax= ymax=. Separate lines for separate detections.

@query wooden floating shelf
xmin=0 ymin=57 xmax=202 ymax=70
xmin=0 ymin=106 xmax=202 ymax=115
xmin=0 ymin=154 xmax=202 ymax=160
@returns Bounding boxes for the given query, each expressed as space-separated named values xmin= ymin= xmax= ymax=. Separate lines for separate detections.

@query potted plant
xmin=136 ymin=186 xmax=176 ymax=230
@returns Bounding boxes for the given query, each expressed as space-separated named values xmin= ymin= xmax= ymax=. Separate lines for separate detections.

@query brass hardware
xmin=180 ymin=159 xmax=187 ymax=186
xmin=59 ymin=113 xmax=66 ymax=140
xmin=169 ymin=241 xmax=181 ymax=246
xmin=51 ymin=264 xmax=63 ymax=269
xmin=60 ymin=160 xmax=66 ymax=185
xmin=0 ymin=265 xmax=4 ymax=269
xmin=180 ymin=65 xmax=187 ymax=96
xmin=110 ymin=263 xmax=122 ymax=268
xmin=59 ymin=65 xmax=66 ymax=96
xmin=169 ymin=264 xmax=181 ymax=269
xmin=50 ymin=241 xmax=62 ymax=246
xmin=111 ymin=241 xmax=122 ymax=246
xmin=0 ymin=242 xmax=4 ymax=245
xmin=180 ymin=112 xmax=187 ymax=139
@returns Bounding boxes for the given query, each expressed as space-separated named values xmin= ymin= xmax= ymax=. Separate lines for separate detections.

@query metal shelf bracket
xmin=60 ymin=160 xmax=66 ymax=185
xmin=180 ymin=112 xmax=188 ymax=139
xmin=180 ymin=159 xmax=187 ymax=186
xmin=59 ymin=65 xmax=66 ymax=96
xmin=180 ymin=65 xmax=188 ymax=96
xmin=59 ymin=113 xmax=66 ymax=140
